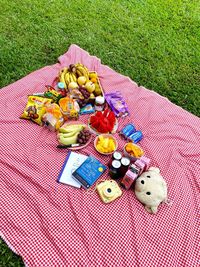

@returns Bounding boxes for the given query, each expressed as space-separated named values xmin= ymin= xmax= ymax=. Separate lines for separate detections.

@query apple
xmin=85 ymin=81 xmax=95 ymax=93
xmin=68 ymin=82 xmax=79 ymax=90
xmin=77 ymin=76 xmax=87 ymax=86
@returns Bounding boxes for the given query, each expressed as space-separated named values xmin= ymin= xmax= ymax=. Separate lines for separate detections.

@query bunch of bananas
xmin=58 ymin=63 xmax=90 ymax=90
xmin=58 ymin=67 xmax=77 ymax=89
xmin=57 ymin=124 xmax=85 ymax=146
xmin=74 ymin=63 xmax=89 ymax=80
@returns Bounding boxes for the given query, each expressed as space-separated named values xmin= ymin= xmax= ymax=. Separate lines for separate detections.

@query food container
xmin=94 ymin=134 xmax=118 ymax=155
xmin=123 ymin=142 xmax=144 ymax=162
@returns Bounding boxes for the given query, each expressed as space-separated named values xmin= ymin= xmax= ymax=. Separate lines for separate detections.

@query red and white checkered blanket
xmin=0 ymin=44 xmax=200 ymax=267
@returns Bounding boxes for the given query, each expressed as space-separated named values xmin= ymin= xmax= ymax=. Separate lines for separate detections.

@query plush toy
xmin=134 ymin=167 xmax=168 ymax=214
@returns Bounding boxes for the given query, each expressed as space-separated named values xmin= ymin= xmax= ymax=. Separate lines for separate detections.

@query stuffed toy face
xmin=135 ymin=167 xmax=167 ymax=214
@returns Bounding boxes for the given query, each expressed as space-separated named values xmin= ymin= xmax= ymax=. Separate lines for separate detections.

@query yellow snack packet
xmin=20 ymin=96 xmax=52 ymax=126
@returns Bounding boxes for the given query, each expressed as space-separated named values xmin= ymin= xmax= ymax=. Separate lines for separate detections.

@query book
xmin=72 ymin=156 xmax=107 ymax=189
xmin=57 ymin=151 xmax=88 ymax=188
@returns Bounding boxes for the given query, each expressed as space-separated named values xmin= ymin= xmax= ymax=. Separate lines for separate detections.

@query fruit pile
xmin=89 ymin=109 xmax=116 ymax=133
xmin=77 ymin=129 xmax=91 ymax=145
xmin=58 ymin=63 xmax=103 ymax=108
xmin=59 ymin=63 xmax=89 ymax=89
xmin=96 ymin=135 xmax=116 ymax=154
xmin=124 ymin=143 xmax=144 ymax=158
xmin=57 ymin=123 xmax=91 ymax=146
xmin=77 ymin=87 xmax=91 ymax=108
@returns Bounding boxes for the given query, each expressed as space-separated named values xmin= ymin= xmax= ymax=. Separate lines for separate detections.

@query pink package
xmin=121 ymin=170 xmax=138 ymax=189
xmin=134 ymin=159 xmax=146 ymax=175
xmin=140 ymin=156 xmax=151 ymax=171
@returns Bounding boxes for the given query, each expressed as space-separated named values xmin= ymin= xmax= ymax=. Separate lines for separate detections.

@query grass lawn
xmin=0 ymin=0 xmax=199 ymax=266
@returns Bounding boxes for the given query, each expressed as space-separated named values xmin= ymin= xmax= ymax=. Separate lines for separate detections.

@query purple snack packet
xmin=105 ymin=91 xmax=129 ymax=117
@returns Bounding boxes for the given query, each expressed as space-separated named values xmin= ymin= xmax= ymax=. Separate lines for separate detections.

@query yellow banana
xmin=57 ymin=130 xmax=79 ymax=139
xmin=58 ymin=132 xmax=79 ymax=146
xmin=69 ymin=73 xmax=74 ymax=83
xmin=59 ymin=67 xmax=68 ymax=79
xmin=71 ymin=73 xmax=77 ymax=82
xmin=65 ymin=72 xmax=71 ymax=85
xmin=76 ymin=63 xmax=89 ymax=75
xmin=77 ymin=66 xmax=89 ymax=80
xmin=60 ymin=73 xmax=67 ymax=89
xmin=76 ymin=69 xmax=83 ymax=77
xmin=59 ymin=124 xmax=84 ymax=133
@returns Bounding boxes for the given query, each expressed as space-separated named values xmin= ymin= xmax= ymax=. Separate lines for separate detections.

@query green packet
xmin=44 ymin=85 xmax=63 ymax=103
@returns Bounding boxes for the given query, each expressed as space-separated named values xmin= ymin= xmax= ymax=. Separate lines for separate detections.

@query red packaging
xmin=121 ymin=170 xmax=138 ymax=189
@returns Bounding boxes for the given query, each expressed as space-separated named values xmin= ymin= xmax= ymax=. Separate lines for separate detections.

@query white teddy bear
xmin=134 ymin=167 xmax=168 ymax=214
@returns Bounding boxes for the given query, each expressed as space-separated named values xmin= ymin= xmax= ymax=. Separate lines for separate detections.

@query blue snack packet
xmin=80 ymin=104 xmax=95 ymax=115
xmin=120 ymin=124 xmax=136 ymax=138
xmin=128 ymin=130 xmax=143 ymax=144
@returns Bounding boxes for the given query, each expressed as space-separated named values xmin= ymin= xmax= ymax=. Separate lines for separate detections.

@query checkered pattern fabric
xmin=0 ymin=44 xmax=200 ymax=267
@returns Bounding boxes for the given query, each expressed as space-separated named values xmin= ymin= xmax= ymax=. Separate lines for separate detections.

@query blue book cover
xmin=72 ymin=156 xmax=107 ymax=189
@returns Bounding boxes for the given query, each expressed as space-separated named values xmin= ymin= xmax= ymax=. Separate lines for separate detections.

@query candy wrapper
xmin=20 ymin=96 xmax=52 ymax=126
xmin=105 ymin=91 xmax=129 ymax=117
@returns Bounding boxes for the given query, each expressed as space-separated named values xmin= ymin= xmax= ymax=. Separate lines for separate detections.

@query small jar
xmin=109 ymin=160 xmax=121 ymax=180
xmin=108 ymin=151 xmax=123 ymax=168
xmin=113 ymin=151 xmax=123 ymax=161
xmin=120 ymin=157 xmax=131 ymax=178
xmin=57 ymin=82 xmax=66 ymax=97
xmin=94 ymin=96 xmax=105 ymax=111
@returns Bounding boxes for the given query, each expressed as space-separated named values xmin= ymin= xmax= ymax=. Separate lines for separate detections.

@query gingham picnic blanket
xmin=0 ymin=44 xmax=200 ymax=267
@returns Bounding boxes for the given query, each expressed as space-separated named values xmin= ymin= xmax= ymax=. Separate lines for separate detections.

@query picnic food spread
xmin=20 ymin=62 xmax=168 ymax=212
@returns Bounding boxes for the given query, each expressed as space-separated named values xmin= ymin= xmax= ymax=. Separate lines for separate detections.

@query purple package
xmin=140 ymin=156 xmax=151 ymax=171
xmin=105 ymin=91 xmax=129 ymax=117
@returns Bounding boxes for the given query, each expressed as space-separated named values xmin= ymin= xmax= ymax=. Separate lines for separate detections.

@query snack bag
xmin=44 ymin=85 xmax=63 ymax=103
xmin=20 ymin=96 xmax=52 ymax=126
xmin=105 ymin=91 xmax=129 ymax=117
xmin=59 ymin=97 xmax=79 ymax=121
xmin=69 ymin=88 xmax=84 ymax=100
xmin=42 ymin=103 xmax=64 ymax=131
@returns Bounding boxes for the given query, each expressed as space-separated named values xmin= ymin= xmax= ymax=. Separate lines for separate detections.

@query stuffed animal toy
xmin=134 ymin=167 xmax=168 ymax=214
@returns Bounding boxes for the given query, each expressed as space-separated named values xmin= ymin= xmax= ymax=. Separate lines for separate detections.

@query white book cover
xmin=57 ymin=151 xmax=88 ymax=188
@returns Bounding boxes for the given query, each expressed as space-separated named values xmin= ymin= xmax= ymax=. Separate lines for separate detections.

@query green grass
xmin=0 ymin=0 xmax=199 ymax=265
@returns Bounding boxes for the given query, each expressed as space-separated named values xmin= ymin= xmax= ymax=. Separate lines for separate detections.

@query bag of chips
xmin=20 ymin=96 xmax=52 ymax=126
